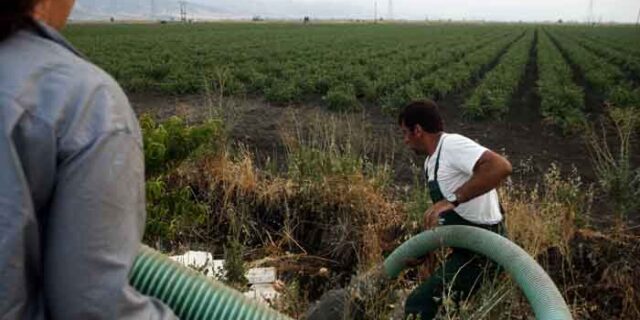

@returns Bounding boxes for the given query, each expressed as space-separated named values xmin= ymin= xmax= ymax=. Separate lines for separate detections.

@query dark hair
xmin=0 ymin=0 xmax=38 ymax=41
xmin=397 ymin=100 xmax=444 ymax=133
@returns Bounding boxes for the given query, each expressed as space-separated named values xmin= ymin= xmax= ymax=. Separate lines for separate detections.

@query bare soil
xmin=129 ymin=91 xmax=594 ymax=188
xmin=128 ymin=59 xmax=637 ymax=225
xmin=544 ymin=229 xmax=640 ymax=319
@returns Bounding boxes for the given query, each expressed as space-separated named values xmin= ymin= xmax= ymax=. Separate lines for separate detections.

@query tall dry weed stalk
xmin=585 ymin=107 xmax=640 ymax=224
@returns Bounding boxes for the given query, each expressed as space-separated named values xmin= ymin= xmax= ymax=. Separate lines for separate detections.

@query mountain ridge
xmin=70 ymin=0 xmax=368 ymax=21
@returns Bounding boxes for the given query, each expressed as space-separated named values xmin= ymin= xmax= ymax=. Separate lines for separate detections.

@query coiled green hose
xmin=130 ymin=226 xmax=571 ymax=320
xmin=384 ymin=225 xmax=572 ymax=320
xmin=129 ymin=245 xmax=292 ymax=320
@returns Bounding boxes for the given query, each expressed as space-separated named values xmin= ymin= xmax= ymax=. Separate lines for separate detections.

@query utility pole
xmin=179 ymin=1 xmax=187 ymax=23
xmin=150 ymin=0 xmax=156 ymax=19
xmin=374 ymin=0 xmax=378 ymax=23
xmin=388 ymin=0 xmax=393 ymax=20
xmin=636 ymin=7 xmax=640 ymax=26
xmin=111 ymin=0 xmax=117 ymax=20
xmin=587 ymin=0 xmax=594 ymax=24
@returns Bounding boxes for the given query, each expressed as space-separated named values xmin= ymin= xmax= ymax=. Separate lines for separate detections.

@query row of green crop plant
xmin=573 ymin=26 xmax=640 ymax=57
xmin=535 ymin=31 xmax=586 ymax=132
xmin=461 ymin=31 xmax=533 ymax=118
xmin=66 ymin=23 xmax=525 ymax=111
xmin=547 ymin=29 xmax=640 ymax=108
xmin=561 ymin=31 xmax=640 ymax=84
xmin=222 ymin=28 xmax=518 ymax=111
xmin=317 ymin=30 xmax=516 ymax=111
xmin=381 ymin=30 xmax=526 ymax=113
xmin=68 ymin=24 xmax=500 ymax=95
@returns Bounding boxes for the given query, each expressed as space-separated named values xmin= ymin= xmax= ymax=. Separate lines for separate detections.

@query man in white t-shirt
xmin=398 ymin=100 xmax=512 ymax=320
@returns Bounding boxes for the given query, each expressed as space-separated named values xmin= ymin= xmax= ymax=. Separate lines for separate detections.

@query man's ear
xmin=414 ymin=124 xmax=424 ymax=136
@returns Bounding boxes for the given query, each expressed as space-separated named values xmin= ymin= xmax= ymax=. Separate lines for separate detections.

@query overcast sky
xmin=73 ymin=0 xmax=640 ymax=22
xmin=251 ymin=0 xmax=640 ymax=22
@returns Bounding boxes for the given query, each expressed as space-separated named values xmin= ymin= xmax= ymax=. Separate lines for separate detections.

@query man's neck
xmin=426 ymin=132 xmax=444 ymax=157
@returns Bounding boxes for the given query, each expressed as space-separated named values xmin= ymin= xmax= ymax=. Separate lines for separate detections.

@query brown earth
xmin=129 ymin=91 xmax=596 ymax=203
xmin=544 ymin=229 xmax=640 ymax=319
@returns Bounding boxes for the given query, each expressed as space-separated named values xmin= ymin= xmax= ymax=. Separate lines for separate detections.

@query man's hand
xmin=423 ymin=200 xmax=455 ymax=229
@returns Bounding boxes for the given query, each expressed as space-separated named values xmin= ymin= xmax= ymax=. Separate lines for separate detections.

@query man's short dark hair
xmin=398 ymin=100 xmax=444 ymax=133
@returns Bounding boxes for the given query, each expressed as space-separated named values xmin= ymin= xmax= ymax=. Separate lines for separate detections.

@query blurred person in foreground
xmin=398 ymin=100 xmax=512 ymax=320
xmin=0 ymin=0 xmax=177 ymax=318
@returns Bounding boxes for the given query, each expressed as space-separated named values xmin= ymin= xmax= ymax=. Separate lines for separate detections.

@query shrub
xmin=140 ymin=115 xmax=223 ymax=177
xmin=585 ymin=107 xmax=640 ymax=223
xmin=265 ymin=80 xmax=302 ymax=104
xmin=323 ymin=84 xmax=361 ymax=112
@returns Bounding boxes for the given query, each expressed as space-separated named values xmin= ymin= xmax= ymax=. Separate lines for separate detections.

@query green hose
xmin=384 ymin=225 xmax=572 ymax=320
xmin=129 ymin=245 xmax=292 ymax=320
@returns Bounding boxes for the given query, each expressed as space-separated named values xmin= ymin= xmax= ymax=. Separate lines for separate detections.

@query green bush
xmin=145 ymin=177 xmax=209 ymax=246
xmin=608 ymin=86 xmax=640 ymax=108
xmin=141 ymin=115 xmax=224 ymax=246
xmin=143 ymin=64 xmax=171 ymax=81
xmin=323 ymin=84 xmax=361 ymax=112
xmin=265 ymin=80 xmax=302 ymax=104
xmin=140 ymin=115 xmax=223 ymax=177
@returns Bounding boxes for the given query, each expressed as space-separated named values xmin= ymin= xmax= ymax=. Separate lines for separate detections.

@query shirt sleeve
xmin=445 ymin=134 xmax=488 ymax=175
xmin=42 ymin=85 xmax=177 ymax=319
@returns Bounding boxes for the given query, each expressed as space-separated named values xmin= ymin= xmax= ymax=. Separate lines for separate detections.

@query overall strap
xmin=425 ymin=135 xmax=446 ymax=182
xmin=433 ymin=136 xmax=445 ymax=182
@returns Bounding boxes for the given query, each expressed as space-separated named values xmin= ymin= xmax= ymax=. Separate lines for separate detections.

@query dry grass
xmin=157 ymin=110 xmax=405 ymax=276
xmin=585 ymin=107 xmax=640 ymax=224
xmin=502 ymin=164 xmax=592 ymax=258
xmin=145 ymin=104 xmax=640 ymax=319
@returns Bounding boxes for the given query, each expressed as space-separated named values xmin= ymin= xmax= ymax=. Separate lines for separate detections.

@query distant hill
xmin=70 ymin=0 xmax=367 ymax=21
xmin=70 ymin=0 xmax=238 ymax=21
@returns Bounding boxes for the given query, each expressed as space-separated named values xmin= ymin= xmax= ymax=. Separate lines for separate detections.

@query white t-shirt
xmin=424 ymin=133 xmax=503 ymax=225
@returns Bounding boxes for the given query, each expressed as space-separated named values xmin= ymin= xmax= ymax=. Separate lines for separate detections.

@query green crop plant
xmin=323 ymin=84 xmax=361 ymax=112
xmin=536 ymin=30 xmax=587 ymax=132
xmin=140 ymin=115 xmax=223 ymax=177
xmin=463 ymin=31 xmax=532 ymax=119
xmin=548 ymin=28 xmax=640 ymax=108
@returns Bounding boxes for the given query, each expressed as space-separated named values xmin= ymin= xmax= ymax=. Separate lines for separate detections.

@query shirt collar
xmin=29 ymin=20 xmax=86 ymax=59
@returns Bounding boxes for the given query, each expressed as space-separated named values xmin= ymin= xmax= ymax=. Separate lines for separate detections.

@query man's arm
xmin=424 ymin=150 xmax=511 ymax=229
xmin=454 ymin=150 xmax=512 ymax=204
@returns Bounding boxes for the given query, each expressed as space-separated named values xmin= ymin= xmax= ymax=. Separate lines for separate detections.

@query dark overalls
xmin=404 ymin=138 xmax=505 ymax=320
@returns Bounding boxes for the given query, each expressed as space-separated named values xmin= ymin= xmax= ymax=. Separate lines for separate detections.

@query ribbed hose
xmin=129 ymin=245 xmax=292 ymax=320
xmin=384 ymin=225 xmax=572 ymax=320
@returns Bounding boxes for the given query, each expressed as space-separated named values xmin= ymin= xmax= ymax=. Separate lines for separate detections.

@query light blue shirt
xmin=0 ymin=21 xmax=177 ymax=319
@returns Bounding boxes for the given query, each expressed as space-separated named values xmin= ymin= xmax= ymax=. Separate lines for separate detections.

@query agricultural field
xmin=65 ymin=23 xmax=639 ymax=119
xmin=64 ymin=22 xmax=640 ymax=319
